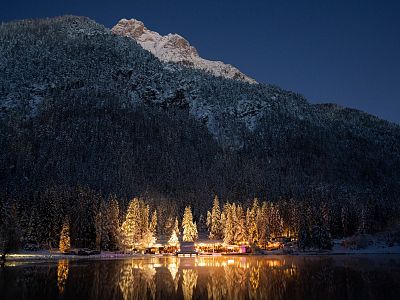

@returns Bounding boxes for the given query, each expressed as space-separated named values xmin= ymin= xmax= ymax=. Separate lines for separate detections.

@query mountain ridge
xmin=0 ymin=16 xmax=399 ymax=213
xmin=112 ymin=18 xmax=256 ymax=84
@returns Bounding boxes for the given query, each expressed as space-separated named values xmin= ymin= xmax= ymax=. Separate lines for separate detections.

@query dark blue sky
xmin=2 ymin=0 xmax=399 ymax=123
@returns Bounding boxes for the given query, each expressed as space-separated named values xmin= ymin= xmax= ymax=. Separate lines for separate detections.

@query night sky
xmin=1 ymin=0 xmax=399 ymax=123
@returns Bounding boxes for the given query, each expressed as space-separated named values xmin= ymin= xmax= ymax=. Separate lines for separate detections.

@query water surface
xmin=1 ymin=255 xmax=400 ymax=299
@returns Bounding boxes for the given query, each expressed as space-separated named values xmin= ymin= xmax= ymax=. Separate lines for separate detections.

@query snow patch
xmin=112 ymin=19 xmax=256 ymax=84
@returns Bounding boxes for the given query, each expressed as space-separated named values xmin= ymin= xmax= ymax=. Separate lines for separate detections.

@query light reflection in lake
xmin=57 ymin=259 xmax=69 ymax=294
xmin=1 ymin=255 xmax=400 ymax=299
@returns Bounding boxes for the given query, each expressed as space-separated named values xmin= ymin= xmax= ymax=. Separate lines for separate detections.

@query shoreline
xmin=3 ymin=247 xmax=400 ymax=263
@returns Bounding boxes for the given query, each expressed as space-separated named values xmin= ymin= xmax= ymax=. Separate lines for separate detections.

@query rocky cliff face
xmin=112 ymin=18 xmax=256 ymax=83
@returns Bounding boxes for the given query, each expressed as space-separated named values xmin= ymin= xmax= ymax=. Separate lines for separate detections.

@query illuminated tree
xmin=258 ymin=202 xmax=270 ymax=246
xmin=207 ymin=195 xmax=223 ymax=240
xmin=59 ymin=220 xmax=71 ymax=253
xmin=168 ymin=229 xmax=179 ymax=247
xmin=246 ymin=209 xmax=257 ymax=245
xmin=120 ymin=198 xmax=156 ymax=251
xmin=120 ymin=198 xmax=141 ymax=251
xmin=57 ymin=260 xmax=69 ymax=294
xmin=223 ymin=203 xmax=234 ymax=244
xmin=222 ymin=202 xmax=247 ymax=245
xmin=149 ymin=210 xmax=157 ymax=237
xmin=246 ymin=199 xmax=260 ymax=245
xmin=182 ymin=269 xmax=198 ymax=300
xmin=173 ymin=217 xmax=180 ymax=236
xmin=233 ymin=205 xmax=246 ymax=244
xmin=182 ymin=206 xmax=198 ymax=242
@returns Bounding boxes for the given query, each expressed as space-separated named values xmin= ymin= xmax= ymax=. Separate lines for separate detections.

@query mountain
xmin=0 ymin=16 xmax=399 ymax=215
xmin=112 ymin=18 xmax=256 ymax=83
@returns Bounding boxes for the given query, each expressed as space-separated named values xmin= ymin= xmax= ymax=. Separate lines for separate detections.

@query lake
xmin=1 ymin=255 xmax=400 ymax=299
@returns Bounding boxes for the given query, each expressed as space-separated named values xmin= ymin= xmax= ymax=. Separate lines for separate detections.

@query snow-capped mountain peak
xmin=112 ymin=18 xmax=256 ymax=83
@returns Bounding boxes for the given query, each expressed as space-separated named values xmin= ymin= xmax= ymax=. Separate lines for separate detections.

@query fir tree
xmin=223 ymin=203 xmax=234 ymax=244
xmin=164 ymin=216 xmax=174 ymax=237
xmin=257 ymin=202 xmax=270 ymax=246
xmin=120 ymin=198 xmax=141 ymax=251
xmin=358 ymin=206 xmax=369 ymax=234
xmin=94 ymin=209 xmax=103 ymax=250
xmin=168 ymin=229 xmax=179 ymax=246
xmin=120 ymin=198 xmax=156 ymax=251
xmin=311 ymin=225 xmax=332 ymax=250
xmin=59 ymin=220 xmax=71 ymax=253
xmin=198 ymin=214 xmax=207 ymax=234
xmin=207 ymin=196 xmax=223 ymax=240
xmin=24 ymin=208 xmax=40 ymax=250
xmin=247 ymin=199 xmax=259 ymax=245
xmin=234 ymin=205 xmax=247 ymax=244
xmin=0 ymin=201 xmax=20 ymax=259
xmin=106 ymin=197 xmax=120 ymax=251
xmin=341 ymin=205 xmax=350 ymax=237
xmin=173 ymin=217 xmax=180 ymax=236
xmin=297 ymin=221 xmax=311 ymax=251
xmin=182 ymin=206 xmax=198 ymax=242
xmin=150 ymin=210 xmax=157 ymax=237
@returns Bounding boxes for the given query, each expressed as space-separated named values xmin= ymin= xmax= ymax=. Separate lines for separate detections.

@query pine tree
xmin=247 ymin=199 xmax=259 ymax=245
xmin=173 ymin=217 xmax=180 ymax=236
xmin=59 ymin=220 xmax=71 ymax=253
xmin=182 ymin=206 xmax=198 ymax=242
xmin=233 ymin=204 xmax=246 ymax=244
xmin=168 ymin=229 xmax=179 ymax=246
xmin=198 ymin=214 xmax=207 ymax=234
xmin=207 ymin=196 xmax=222 ymax=240
xmin=311 ymin=225 xmax=332 ymax=250
xmin=164 ymin=216 xmax=174 ymax=237
xmin=0 ymin=201 xmax=20 ymax=258
xmin=120 ymin=198 xmax=156 ymax=251
xmin=94 ymin=210 xmax=102 ymax=250
xmin=297 ymin=223 xmax=311 ymax=251
xmin=269 ymin=203 xmax=283 ymax=238
xmin=106 ymin=197 xmax=120 ymax=251
xmin=97 ymin=201 xmax=109 ymax=251
xmin=358 ymin=206 xmax=369 ymax=234
xmin=150 ymin=210 xmax=157 ymax=237
xmin=223 ymin=203 xmax=234 ymax=244
xmin=24 ymin=208 xmax=40 ymax=250
xmin=257 ymin=202 xmax=270 ymax=246
xmin=120 ymin=198 xmax=141 ymax=251
xmin=321 ymin=202 xmax=330 ymax=229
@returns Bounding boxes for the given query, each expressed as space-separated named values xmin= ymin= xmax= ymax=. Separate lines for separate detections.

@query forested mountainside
xmin=0 ymin=16 xmax=399 ymax=249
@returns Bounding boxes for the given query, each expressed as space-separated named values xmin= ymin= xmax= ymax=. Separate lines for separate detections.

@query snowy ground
xmin=269 ymin=236 xmax=400 ymax=256
xmin=5 ymin=232 xmax=400 ymax=262
xmin=4 ymin=251 xmax=145 ymax=261
xmin=330 ymin=239 xmax=400 ymax=254
xmin=5 ymin=243 xmax=400 ymax=262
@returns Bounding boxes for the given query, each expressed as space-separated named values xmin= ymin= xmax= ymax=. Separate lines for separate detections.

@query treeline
xmin=1 ymin=185 xmax=398 ymax=256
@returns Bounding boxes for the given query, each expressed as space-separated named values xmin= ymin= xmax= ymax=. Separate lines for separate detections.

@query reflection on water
xmin=182 ymin=269 xmax=198 ymax=300
xmin=57 ymin=259 xmax=69 ymax=294
xmin=119 ymin=260 xmax=156 ymax=300
xmin=1 ymin=255 xmax=400 ymax=299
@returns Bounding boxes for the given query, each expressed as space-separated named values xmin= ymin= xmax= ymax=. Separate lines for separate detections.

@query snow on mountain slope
xmin=112 ymin=18 xmax=256 ymax=83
